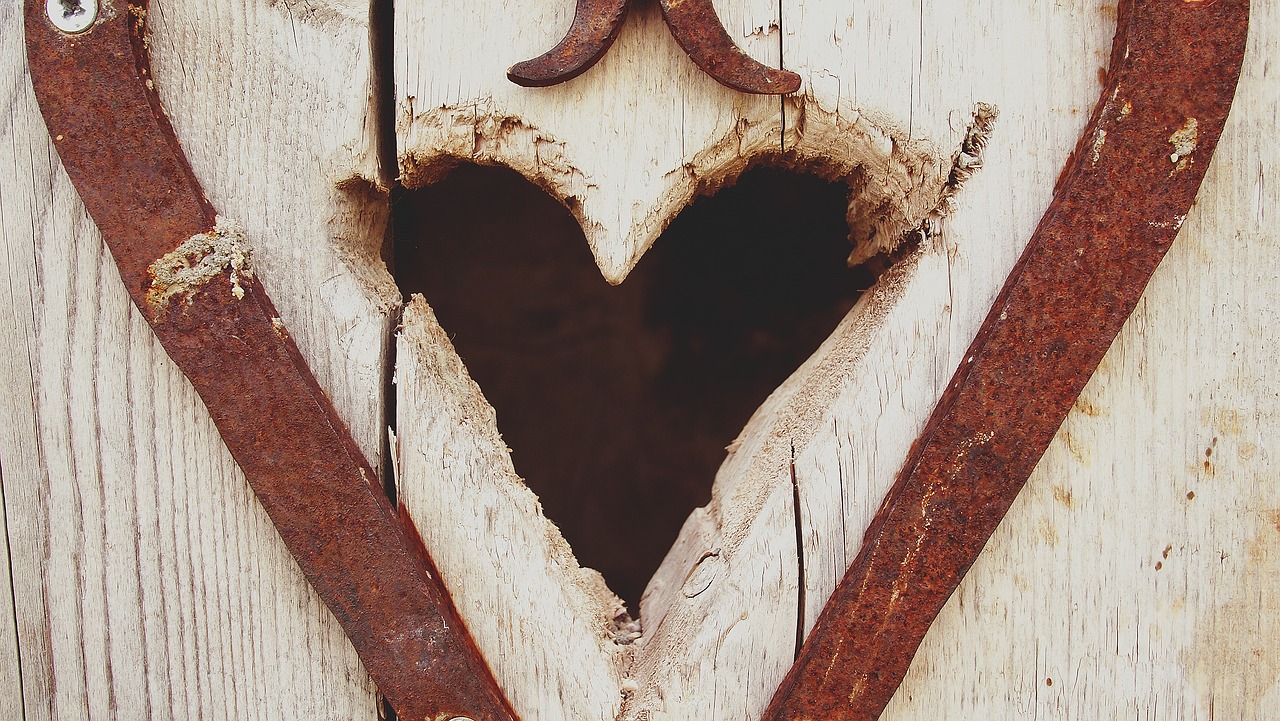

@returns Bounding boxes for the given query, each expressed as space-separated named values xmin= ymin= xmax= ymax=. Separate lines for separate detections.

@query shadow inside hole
xmin=394 ymin=164 xmax=872 ymax=612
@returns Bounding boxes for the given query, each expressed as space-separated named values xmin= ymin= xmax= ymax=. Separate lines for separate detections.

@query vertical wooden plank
xmin=1 ymin=0 xmax=391 ymax=717
xmin=0 ymin=14 xmax=35 ymax=719
xmin=781 ymin=0 xmax=1115 ymax=663
xmin=627 ymin=3 xmax=1113 ymax=719
xmin=876 ymin=2 xmax=1280 ymax=716
xmin=144 ymin=0 xmax=399 ymax=470
xmin=1 ymin=4 xmax=67 ymax=713
xmin=0 ymin=467 xmax=22 ymax=720
xmin=394 ymin=3 xmax=791 ymax=720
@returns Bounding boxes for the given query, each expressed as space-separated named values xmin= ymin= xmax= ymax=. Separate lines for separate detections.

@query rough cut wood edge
xmin=397 ymin=0 xmax=952 ymax=284
xmin=0 ymin=0 xmax=389 ymax=717
xmin=392 ymin=1 xmax=1123 ymax=720
xmin=396 ymin=297 xmax=631 ymax=721
xmin=624 ymin=250 xmax=946 ymax=721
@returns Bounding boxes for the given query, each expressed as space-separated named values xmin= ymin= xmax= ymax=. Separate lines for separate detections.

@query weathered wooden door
xmin=1 ymin=0 xmax=1276 ymax=719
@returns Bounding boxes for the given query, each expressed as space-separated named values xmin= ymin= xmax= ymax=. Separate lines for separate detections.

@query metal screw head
xmin=46 ymin=0 xmax=98 ymax=34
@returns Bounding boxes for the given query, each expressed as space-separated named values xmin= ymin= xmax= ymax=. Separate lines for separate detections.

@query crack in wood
xmin=789 ymin=440 xmax=806 ymax=662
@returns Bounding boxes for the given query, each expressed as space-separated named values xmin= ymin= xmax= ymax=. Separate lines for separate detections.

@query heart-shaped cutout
xmin=393 ymin=4 xmax=974 ymax=713
xmin=394 ymin=163 xmax=873 ymax=610
xmin=392 ymin=1 xmax=1245 ymax=719
xmin=25 ymin=0 xmax=1246 ymax=718
xmin=391 ymin=121 xmax=960 ymax=721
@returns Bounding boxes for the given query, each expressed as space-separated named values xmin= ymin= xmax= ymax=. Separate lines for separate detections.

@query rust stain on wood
xmin=1185 ymin=510 xmax=1280 ymax=717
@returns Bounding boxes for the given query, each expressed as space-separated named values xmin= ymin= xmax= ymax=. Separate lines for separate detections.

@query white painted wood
xmin=0 ymin=0 xmax=390 ymax=717
xmin=393 ymin=1 xmax=1278 ymax=721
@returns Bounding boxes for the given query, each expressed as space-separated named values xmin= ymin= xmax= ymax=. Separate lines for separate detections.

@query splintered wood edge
xmin=392 ymin=243 xmax=960 ymax=721
xmin=623 ymin=250 xmax=948 ymax=721
xmin=390 ymin=9 xmax=1004 ymax=717
xmin=389 ymin=102 xmax=997 ymax=721
xmin=395 ymin=297 xmax=633 ymax=721
xmin=396 ymin=95 xmax=960 ymax=285
xmin=394 ymin=87 xmax=993 ymax=717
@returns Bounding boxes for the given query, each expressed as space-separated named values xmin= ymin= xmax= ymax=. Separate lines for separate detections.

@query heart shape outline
xmin=23 ymin=0 xmax=1248 ymax=719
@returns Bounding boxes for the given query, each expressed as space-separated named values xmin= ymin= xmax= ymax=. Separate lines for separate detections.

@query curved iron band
xmin=23 ymin=2 xmax=519 ymax=720
xmin=508 ymin=0 xmax=629 ymax=86
xmin=509 ymin=0 xmax=801 ymax=94
xmin=762 ymin=0 xmax=1248 ymax=718
xmin=657 ymin=0 xmax=800 ymax=94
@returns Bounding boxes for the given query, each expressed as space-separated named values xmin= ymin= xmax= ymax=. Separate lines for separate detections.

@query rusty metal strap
xmin=23 ymin=0 xmax=1247 ymax=718
xmin=762 ymin=0 xmax=1248 ymax=718
xmin=23 ymin=2 xmax=518 ymax=719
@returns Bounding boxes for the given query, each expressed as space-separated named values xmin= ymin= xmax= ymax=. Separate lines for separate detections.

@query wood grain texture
xmin=0 ymin=0 xmax=390 ymax=717
xmin=0 ymin=463 xmax=21 ymax=720
xmin=879 ymin=2 xmax=1280 ymax=715
xmin=2 ymin=0 xmax=1275 ymax=718
xmin=396 ymin=298 xmax=631 ymax=721
xmin=393 ymin=0 xmax=1278 ymax=720
xmin=144 ymin=0 xmax=399 ymax=469
xmin=397 ymin=0 xmax=951 ymax=283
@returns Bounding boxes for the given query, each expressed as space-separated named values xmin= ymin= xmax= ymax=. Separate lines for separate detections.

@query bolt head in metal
xmin=46 ymin=0 xmax=97 ymax=34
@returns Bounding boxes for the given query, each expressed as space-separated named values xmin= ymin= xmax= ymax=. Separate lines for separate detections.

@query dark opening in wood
xmin=393 ymin=164 xmax=871 ymax=612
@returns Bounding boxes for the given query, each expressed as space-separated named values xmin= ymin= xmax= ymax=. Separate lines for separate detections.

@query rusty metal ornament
xmin=23 ymin=0 xmax=1247 ymax=717
xmin=507 ymin=0 xmax=630 ymax=87
xmin=22 ymin=2 xmax=519 ymax=720
xmin=762 ymin=0 xmax=1249 ymax=719
xmin=508 ymin=0 xmax=802 ymax=94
